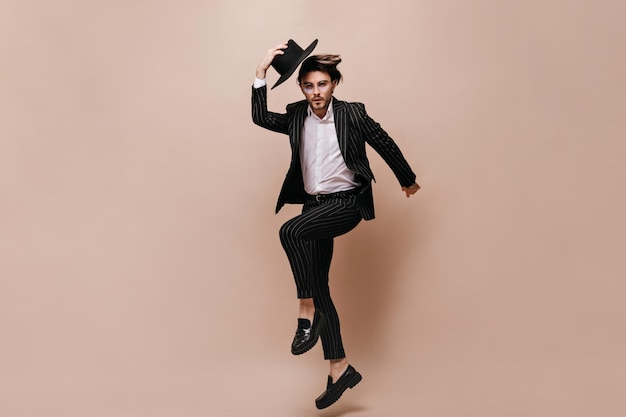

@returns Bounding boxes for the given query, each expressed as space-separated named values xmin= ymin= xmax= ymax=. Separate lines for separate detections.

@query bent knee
xmin=279 ymin=221 xmax=299 ymax=244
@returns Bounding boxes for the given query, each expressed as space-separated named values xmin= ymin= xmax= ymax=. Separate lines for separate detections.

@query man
xmin=251 ymin=40 xmax=420 ymax=409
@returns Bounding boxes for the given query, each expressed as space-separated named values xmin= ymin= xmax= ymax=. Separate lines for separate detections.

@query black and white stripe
xmin=279 ymin=196 xmax=362 ymax=360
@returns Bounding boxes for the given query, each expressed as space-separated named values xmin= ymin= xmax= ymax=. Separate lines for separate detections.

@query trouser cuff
xmin=324 ymin=351 xmax=346 ymax=360
xmin=297 ymin=289 xmax=314 ymax=299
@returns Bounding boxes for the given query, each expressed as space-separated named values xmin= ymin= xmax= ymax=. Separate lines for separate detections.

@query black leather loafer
xmin=315 ymin=364 xmax=362 ymax=409
xmin=291 ymin=310 xmax=325 ymax=355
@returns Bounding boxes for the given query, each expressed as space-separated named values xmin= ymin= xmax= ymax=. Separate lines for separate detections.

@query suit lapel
xmin=333 ymin=98 xmax=349 ymax=158
xmin=290 ymin=103 xmax=308 ymax=157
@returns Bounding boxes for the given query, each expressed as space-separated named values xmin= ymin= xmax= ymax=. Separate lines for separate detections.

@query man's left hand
xmin=402 ymin=183 xmax=421 ymax=198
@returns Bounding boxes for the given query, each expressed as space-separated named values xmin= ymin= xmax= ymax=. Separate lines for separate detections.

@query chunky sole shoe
xmin=291 ymin=310 xmax=326 ymax=355
xmin=315 ymin=364 xmax=362 ymax=409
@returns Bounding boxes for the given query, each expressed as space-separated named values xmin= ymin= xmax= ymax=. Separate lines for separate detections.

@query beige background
xmin=1 ymin=1 xmax=625 ymax=416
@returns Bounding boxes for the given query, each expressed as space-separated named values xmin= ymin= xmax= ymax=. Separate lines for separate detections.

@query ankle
xmin=298 ymin=298 xmax=315 ymax=320
xmin=329 ymin=358 xmax=349 ymax=382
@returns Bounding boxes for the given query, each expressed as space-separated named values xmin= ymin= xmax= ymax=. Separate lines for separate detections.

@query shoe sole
xmin=315 ymin=371 xmax=362 ymax=410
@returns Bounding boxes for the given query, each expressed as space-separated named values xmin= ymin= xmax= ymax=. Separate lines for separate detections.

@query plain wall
xmin=1 ymin=1 xmax=625 ymax=416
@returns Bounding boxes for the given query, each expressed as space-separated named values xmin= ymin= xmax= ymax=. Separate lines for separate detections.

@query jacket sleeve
xmin=251 ymin=85 xmax=289 ymax=135
xmin=356 ymin=103 xmax=418 ymax=188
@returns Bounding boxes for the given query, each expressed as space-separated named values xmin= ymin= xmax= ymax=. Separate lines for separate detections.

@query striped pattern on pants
xmin=279 ymin=194 xmax=362 ymax=360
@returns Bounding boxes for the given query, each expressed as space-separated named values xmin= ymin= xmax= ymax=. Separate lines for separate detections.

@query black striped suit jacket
xmin=252 ymin=85 xmax=417 ymax=220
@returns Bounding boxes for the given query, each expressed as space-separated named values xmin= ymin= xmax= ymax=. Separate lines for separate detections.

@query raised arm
xmin=251 ymin=43 xmax=290 ymax=134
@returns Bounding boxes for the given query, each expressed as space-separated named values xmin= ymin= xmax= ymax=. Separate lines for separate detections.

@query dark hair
xmin=297 ymin=54 xmax=343 ymax=84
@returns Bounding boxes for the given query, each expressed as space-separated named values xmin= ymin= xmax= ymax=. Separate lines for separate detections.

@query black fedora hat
xmin=271 ymin=39 xmax=318 ymax=89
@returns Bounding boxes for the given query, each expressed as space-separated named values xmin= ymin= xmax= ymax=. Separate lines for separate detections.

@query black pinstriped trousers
xmin=279 ymin=194 xmax=362 ymax=360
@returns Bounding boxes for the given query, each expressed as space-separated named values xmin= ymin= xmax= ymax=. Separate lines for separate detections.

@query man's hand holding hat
xmin=256 ymin=42 xmax=288 ymax=80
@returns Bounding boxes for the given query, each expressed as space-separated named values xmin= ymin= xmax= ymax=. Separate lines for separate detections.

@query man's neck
xmin=312 ymin=108 xmax=327 ymax=118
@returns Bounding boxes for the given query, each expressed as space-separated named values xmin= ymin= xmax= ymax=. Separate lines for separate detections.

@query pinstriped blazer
xmin=251 ymin=85 xmax=417 ymax=220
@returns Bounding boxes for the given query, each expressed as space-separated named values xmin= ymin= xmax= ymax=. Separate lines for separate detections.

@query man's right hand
xmin=256 ymin=43 xmax=288 ymax=79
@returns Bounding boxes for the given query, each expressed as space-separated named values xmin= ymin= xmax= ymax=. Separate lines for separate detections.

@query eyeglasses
xmin=300 ymin=80 xmax=332 ymax=94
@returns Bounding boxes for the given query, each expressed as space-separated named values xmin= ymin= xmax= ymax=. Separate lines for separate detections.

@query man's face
xmin=299 ymin=71 xmax=336 ymax=117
